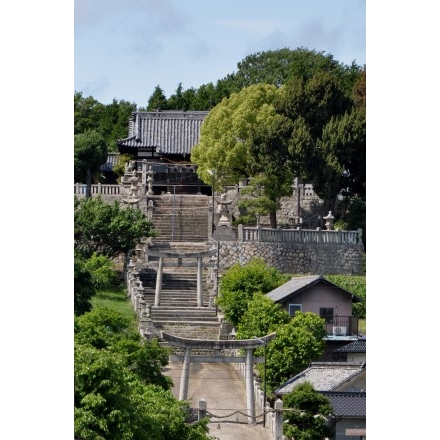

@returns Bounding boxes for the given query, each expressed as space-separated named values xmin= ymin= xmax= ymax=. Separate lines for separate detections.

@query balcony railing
xmin=323 ymin=316 xmax=359 ymax=339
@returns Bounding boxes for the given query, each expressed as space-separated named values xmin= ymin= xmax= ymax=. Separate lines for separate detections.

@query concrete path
xmin=163 ymin=362 xmax=273 ymax=440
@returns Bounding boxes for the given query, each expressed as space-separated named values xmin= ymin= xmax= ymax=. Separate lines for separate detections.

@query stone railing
xmin=74 ymin=183 xmax=121 ymax=195
xmin=238 ymin=225 xmax=362 ymax=245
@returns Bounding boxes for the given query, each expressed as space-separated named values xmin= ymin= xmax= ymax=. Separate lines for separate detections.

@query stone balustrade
xmin=74 ymin=183 xmax=121 ymax=195
xmin=238 ymin=224 xmax=363 ymax=244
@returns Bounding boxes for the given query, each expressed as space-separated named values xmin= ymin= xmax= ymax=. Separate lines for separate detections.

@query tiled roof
xmin=265 ymin=275 xmax=362 ymax=303
xmin=320 ymin=391 xmax=366 ymax=417
xmin=274 ymin=362 xmax=366 ymax=394
xmin=334 ymin=340 xmax=366 ymax=354
xmin=100 ymin=153 xmax=120 ymax=172
xmin=117 ymin=111 xmax=209 ymax=155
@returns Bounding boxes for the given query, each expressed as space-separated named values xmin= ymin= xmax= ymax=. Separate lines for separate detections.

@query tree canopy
xmin=74 ymin=196 xmax=157 ymax=315
xmin=74 ymin=129 xmax=108 ymax=197
xmin=282 ymin=382 xmax=334 ymax=440
xmin=74 ymin=196 xmax=157 ymax=260
xmin=263 ymin=312 xmax=327 ymax=393
xmin=216 ymin=258 xmax=288 ymax=327
xmin=142 ymin=48 xmax=362 ymax=111
xmin=75 ymin=308 xmax=212 ymax=439
xmin=74 ymin=91 xmax=136 ymax=151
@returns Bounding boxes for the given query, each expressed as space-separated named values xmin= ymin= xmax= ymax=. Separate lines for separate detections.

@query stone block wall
xmin=217 ymin=241 xmax=364 ymax=275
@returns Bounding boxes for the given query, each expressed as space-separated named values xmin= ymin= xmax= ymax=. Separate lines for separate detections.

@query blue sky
xmin=74 ymin=0 xmax=366 ymax=105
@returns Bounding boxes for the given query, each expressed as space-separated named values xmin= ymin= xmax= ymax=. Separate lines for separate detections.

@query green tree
xmin=282 ymin=382 xmax=334 ymax=440
xmin=246 ymin=112 xmax=296 ymax=226
xmin=74 ymin=91 xmax=104 ymax=134
xmin=264 ymin=312 xmax=326 ymax=392
xmin=74 ymin=253 xmax=96 ymax=316
xmin=75 ymin=345 xmax=210 ymax=440
xmin=191 ymin=82 xmax=217 ymax=110
xmin=75 ymin=308 xmax=211 ymax=439
xmin=83 ymin=253 xmax=118 ymax=291
xmin=216 ymin=258 xmax=288 ymax=327
xmin=233 ymin=47 xmax=360 ymax=93
xmin=74 ymin=130 xmax=108 ymax=197
xmin=248 ymin=71 xmax=363 ymax=215
xmin=74 ymin=196 xmax=157 ymax=260
xmin=235 ymin=292 xmax=290 ymax=339
xmin=74 ymin=93 xmax=136 ymax=153
xmin=147 ymin=85 xmax=169 ymax=111
xmin=75 ymin=307 xmax=171 ymax=389
xmin=167 ymin=82 xmax=195 ymax=110
xmin=112 ymin=153 xmax=134 ymax=183
xmin=190 ymin=83 xmax=282 ymax=193
xmin=98 ymin=99 xmax=137 ymax=152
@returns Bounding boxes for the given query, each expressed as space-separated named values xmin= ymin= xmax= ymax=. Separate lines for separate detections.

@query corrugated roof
xmin=274 ymin=362 xmax=366 ymax=394
xmin=117 ymin=111 xmax=208 ymax=154
xmin=334 ymin=340 xmax=366 ymax=353
xmin=321 ymin=391 xmax=366 ymax=417
xmin=266 ymin=275 xmax=362 ymax=303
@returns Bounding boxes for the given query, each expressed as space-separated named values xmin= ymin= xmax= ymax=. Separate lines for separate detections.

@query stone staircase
xmin=139 ymin=241 xmax=228 ymax=356
xmin=148 ymin=194 xmax=210 ymax=242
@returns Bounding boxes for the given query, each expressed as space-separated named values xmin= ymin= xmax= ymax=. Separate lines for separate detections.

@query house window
xmin=320 ymin=308 xmax=334 ymax=323
xmin=289 ymin=304 xmax=302 ymax=317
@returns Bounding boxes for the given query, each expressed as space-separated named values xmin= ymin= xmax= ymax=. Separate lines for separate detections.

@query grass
xmin=91 ymin=284 xmax=138 ymax=329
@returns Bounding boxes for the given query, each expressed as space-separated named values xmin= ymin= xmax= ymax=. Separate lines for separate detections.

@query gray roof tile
xmin=274 ymin=362 xmax=366 ymax=394
xmin=265 ymin=275 xmax=362 ymax=303
xmin=321 ymin=391 xmax=366 ymax=417
xmin=117 ymin=111 xmax=208 ymax=155
xmin=100 ymin=153 xmax=120 ymax=172
xmin=334 ymin=340 xmax=366 ymax=353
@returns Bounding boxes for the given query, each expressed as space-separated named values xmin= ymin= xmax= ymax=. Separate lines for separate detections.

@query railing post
xmin=257 ymin=225 xmax=262 ymax=242
xmin=357 ymin=228 xmax=363 ymax=244
xmin=274 ymin=398 xmax=283 ymax=439
xmin=238 ymin=224 xmax=244 ymax=241
xmin=98 ymin=182 xmax=102 ymax=194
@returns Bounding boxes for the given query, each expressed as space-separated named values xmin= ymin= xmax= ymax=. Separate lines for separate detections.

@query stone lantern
xmin=323 ymin=211 xmax=335 ymax=230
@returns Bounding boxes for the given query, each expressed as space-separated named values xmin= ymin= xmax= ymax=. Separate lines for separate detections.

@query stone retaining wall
xmin=217 ymin=241 xmax=364 ymax=275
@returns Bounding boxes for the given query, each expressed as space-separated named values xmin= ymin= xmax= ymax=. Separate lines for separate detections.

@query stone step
xmin=151 ymin=307 xmax=217 ymax=316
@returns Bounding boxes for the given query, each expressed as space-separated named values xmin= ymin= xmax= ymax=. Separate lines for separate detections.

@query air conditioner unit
xmin=333 ymin=326 xmax=347 ymax=336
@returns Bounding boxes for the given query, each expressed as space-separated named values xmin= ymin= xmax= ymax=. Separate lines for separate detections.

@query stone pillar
xmin=141 ymin=160 xmax=147 ymax=194
xmin=179 ymin=347 xmax=192 ymax=401
xmin=198 ymin=399 xmax=207 ymax=421
xmin=147 ymin=165 xmax=154 ymax=196
xmin=274 ymin=398 xmax=283 ymax=440
xmin=154 ymin=257 xmax=164 ymax=306
xmin=136 ymin=282 xmax=144 ymax=316
xmin=147 ymin=199 xmax=154 ymax=220
xmin=197 ymin=256 xmax=203 ymax=307
xmin=245 ymin=348 xmax=256 ymax=424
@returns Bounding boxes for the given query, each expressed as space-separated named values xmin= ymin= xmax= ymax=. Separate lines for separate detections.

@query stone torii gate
xmin=161 ymin=331 xmax=277 ymax=424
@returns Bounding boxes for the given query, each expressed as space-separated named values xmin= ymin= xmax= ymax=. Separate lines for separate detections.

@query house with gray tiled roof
xmin=321 ymin=391 xmax=366 ymax=440
xmin=274 ymin=362 xmax=366 ymax=395
xmin=333 ymin=340 xmax=366 ymax=363
xmin=266 ymin=275 xmax=363 ymax=341
xmin=274 ymin=362 xmax=366 ymax=440
xmin=115 ymin=110 xmax=210 ymax=195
